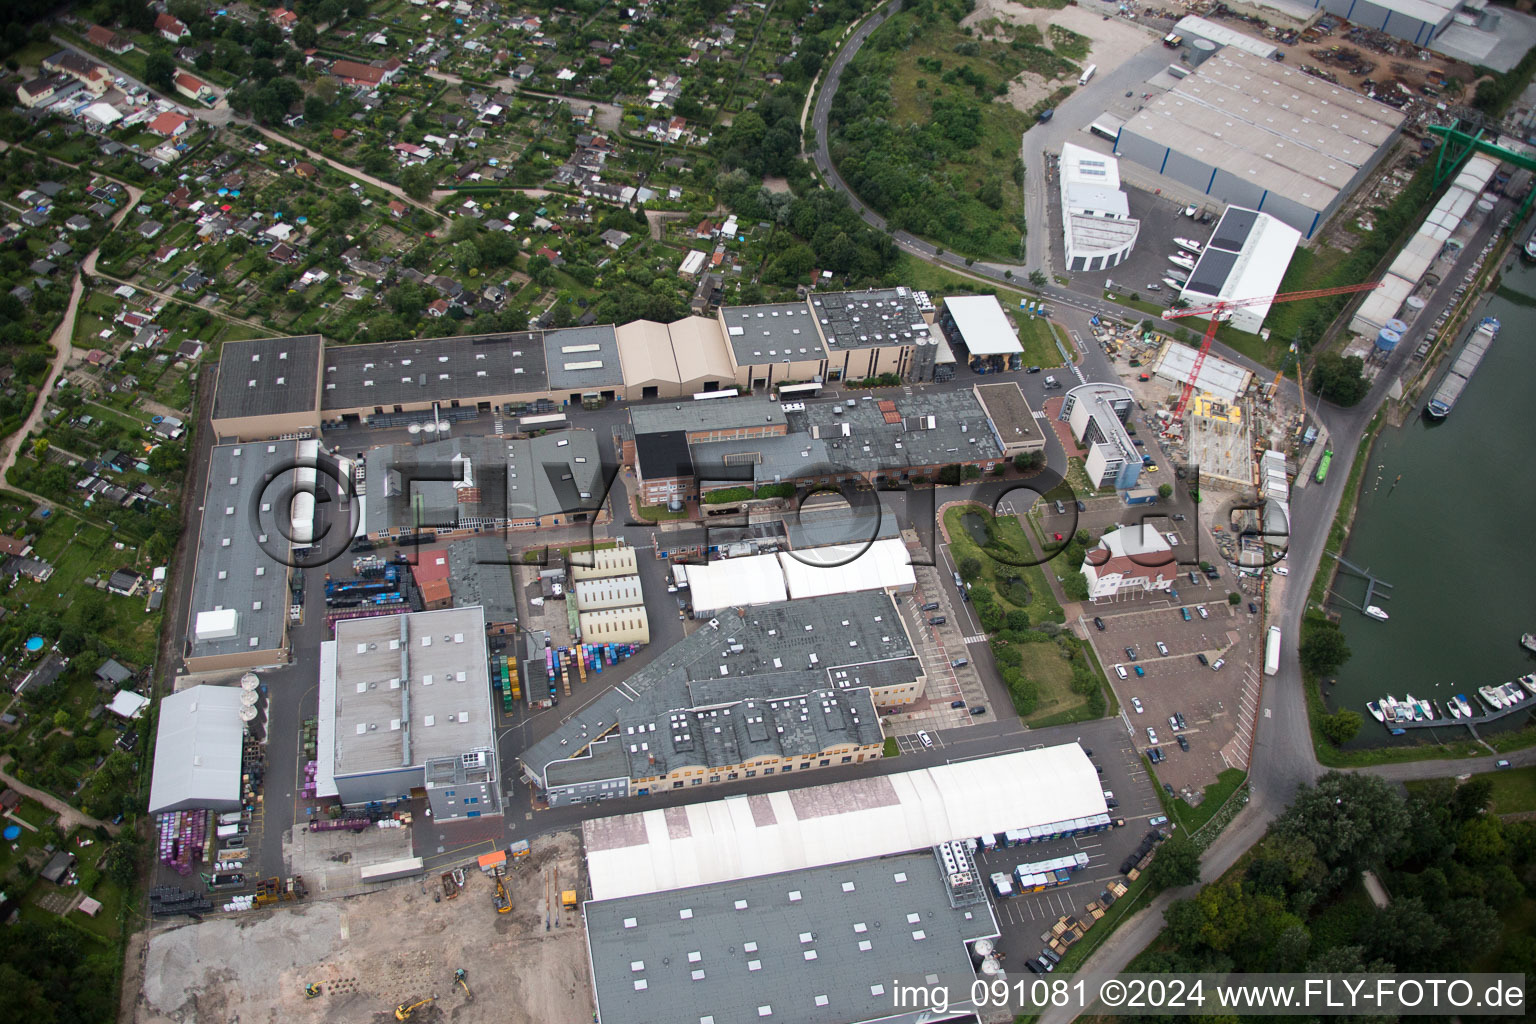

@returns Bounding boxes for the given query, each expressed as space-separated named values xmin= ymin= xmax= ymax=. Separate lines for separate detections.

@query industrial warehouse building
xmin=1176 ymin=207 xmax=1303 ymax=334
xmin=629 ymin=390 xmax=1007 ymax=505
xmin=520 ymin=593 xmax=925 ymax=806
xmin=1060 ymin=383 xmax=1141 ymax=490
xmin=1153 ymin=339 xmax=1254 ymax=403
xmin=205 ymin=289 xmax=951 ymax=443
xmin=360 ymin=431 xmax=605 ymax=539
xmin=685 ymin=538 xmax=917 ymax=615
xmin=1114 ymin=49 xmax=1404 ymax=239
xmin=1303 ymin=0 xmax=1460 ymax=48
xmin=148 ymin=685 xmax=246 ymax=815
xmin=184 ymin=442 xmax=316 ymax=673
xmin=585 ymin=852 xmax=999 ymax=1024
xmin=973 ymin=381 xmax=1045 ymax=458
xmin=209 ymin=335 xmax=324 ymax=441
xmin=580 ymin=744 xmax=1107 ymax=899
xmin=1350 ymin=155 xmax=1498 ymax=337
xmin=317 ymin=607 xmax=500 ymax=821
xmin=1059 ymin=143 xmax=1140 ymax=273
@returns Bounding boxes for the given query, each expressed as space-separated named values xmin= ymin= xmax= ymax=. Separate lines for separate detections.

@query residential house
xmin=41 ymin=51 xmax=111 ymax=95
xmin=271 ymin=7 xmax=299 ymax=31
xmin=107 ymin=569 xmax=143 ymax=595
xmin=65 ymin=215 xmax=92 ymax=232
xmin=426 ymin=298 xmax=450 ymax=317
xmin=294 ymin=161 xmax=319 ymax=180
xmin=535 ymin=246 xmax=564 ymax=267
xmin=14 ymin=653 xmax=65 ymax=695
xmin=40 ymin=850 xmax=76 ymax=884
xmin=600 ymin=228 xmax=632 ymax=250
xmin=174 ymin=72 xmax=214 ymax=104
xmin=138 ymin=219 xmax=164 ymax=239
xmin=155 ymin=13 xmax=190 ymax=43
xmin=16 ymin=74 xmax=66 ymax=107
xmin=95 ymin=658 xmax=134 ymax=687
xmin=388 ymin=200 xmax=406 ymax=219
xmin=268 ymin=242 xmax=299 ymax=264
xmin=147 ymin=111 xmax=191 ymax=138
xmin=85 ymin=25 xmax=134 ymax=54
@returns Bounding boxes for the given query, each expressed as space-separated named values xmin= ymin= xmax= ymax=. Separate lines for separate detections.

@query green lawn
xmin=1408 ymin=765 xmax=1536 ymax=814
xmin=0 ymin=796 xmax=57 ymax=877
xmin=1014 ymin=311 xmax=1066 ymax=368
xmin=1014 ymin=641 xmax=1082 ymax=723
xmin=635 ymin=504 xmax=689 ymax=522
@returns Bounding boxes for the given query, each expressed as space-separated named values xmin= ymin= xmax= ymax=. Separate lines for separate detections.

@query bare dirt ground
xmin=132 ymin=832 xmax=592 ymax=1024
xmin=966 ymin=0 xmax=1154 ymax=107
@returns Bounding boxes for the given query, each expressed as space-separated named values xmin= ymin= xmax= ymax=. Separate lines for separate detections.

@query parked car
xmin=1131 ymin=697 xmax=1143 ymax=713
xmin=1272 ymin=566 xmax=1289 ymax=576
xmin=1026 ymin=365 xmax=1042 ymax=373
xmin=1177 ymin=735 xmax=1190 ymax=752
xmin=1134 ymin=665 xmax=1145 ymax=677
xmin=1496 ymin=759 xmax=1512 ymax=768
xmin=1147 ymin=727 xmax=1159 ymax=744
xmin=1155 ymin=641 xmax=1169 ymax=656
xmin=1116 ymin=665 xmax=1128 ymax=679
xmin=953 ymin=571 xmax=964 ymax=587
xmin=970 ymin=705 xmax=987 ymax=715
xmin=950 ymin=700 xmax=967 ymax=709
xmin=1168 ymin=715 xmax=1181 ymax=731
xmin=1093 ymin=616 xmax=1106 ymax=631
xmin=1172 ymin=514 xmax=1185 ymax=521
xmin=951 ymin=657 xmax=968 ymax=668
xmin=1076 ymin=500 xmax=1086 ymax=512
xmin=1197 ymin=606 xmax=1208 ymax=619
xmin=1149 ymin=815 xmax=1168 ymax=826
xmin=1146 ymin=282 xmax=1161 ymax=292
xmin=917 ymin=730 xmax=933 ymax=748
xmin=1181 ymin=607 xmax=1191 ymax=621
xmin=1248 ymin=602 xmax=1259 ymax=614
xmin=1037 ymin=108 xmax=1055 ymax=122
xmin=1196 ymin=652 xmax=1209 ymax=666
xmin=1211 ymin=658 xmax=1225 ymax=671
xmin=1053 ymin=532 xmax=1064 ymax=541
xmin=921 ymin=601 xmax=940 ymax=611
xmin=1188 ymin=571 xmax=1200 ymax=585
xmin=928 ymin=616 xmax=946 ymax=626
xmin=1125 ymin=646 xmax=1137 ymax=661
xmin=1176 ymin=712 xmax=1187 ymax=729
xmin=1147 ymin=747 xmax=1163 ymax=763
xmin=1054 ymin=500 xmax=1066 ymax=514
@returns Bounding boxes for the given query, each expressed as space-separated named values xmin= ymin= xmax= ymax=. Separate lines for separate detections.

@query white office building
xmin=1060 ymin=143 xmax=1139 ymax=273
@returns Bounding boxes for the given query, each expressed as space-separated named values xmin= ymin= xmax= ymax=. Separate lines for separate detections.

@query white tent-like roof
xmin=778 ymin=538 xmax=915 ymax=598
xmin=82 ymin=102 xmax=122 ymax=126
xmin=582 ymin=745 xmax=1106 ymax=900
xmin=942 ymin=295 xmax=1022 ymax=356
xmin=685 ymin=553 xmax=787 ymax=614
xmin=1154 ymin=342 xmax=1252 ymax=404
xmin=147 ymin=684 xmax=245 ymax=814
xmin=107 ymin=690 xmax=150 ymax=719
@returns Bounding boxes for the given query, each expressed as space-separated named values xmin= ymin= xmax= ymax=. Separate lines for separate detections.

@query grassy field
xmin=1408 ymin=765 xmax=1536 ymax=814
xmin=1014 ymin=311 xmax=1067 ymax=368
xmin=1014 ymin=641 xmax=1080 ymax=722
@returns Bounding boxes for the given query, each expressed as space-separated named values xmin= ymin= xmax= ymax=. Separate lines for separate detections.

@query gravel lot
xmin=134 ymin=832 xmax=592 ymax=1024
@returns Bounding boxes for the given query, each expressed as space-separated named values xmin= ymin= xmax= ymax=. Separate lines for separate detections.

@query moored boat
xmin=1367 ymin=701 xmax=1385 ymax=723
xmin=1478 ymin=685 xmax=1505 ymax=710
xmin=1520 ymin=674 xmax=1536 ymax=698
xmin=1447 ymin=698 xmax=1462 ymax=719
xmin=1455 ymin=694 xmax=1473 ymax=718
xmin=1364 ymin=605 xmax=1389 ymax=621
xmin=1522 ymin=632 xmax=1536 ymax=654
xmin=1404 ymin=694 xmax=1423 ymax=720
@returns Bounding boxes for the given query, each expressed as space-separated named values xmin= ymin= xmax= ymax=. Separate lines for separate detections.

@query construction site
xmin=130 ymin=831 xmax=593 ymax=1024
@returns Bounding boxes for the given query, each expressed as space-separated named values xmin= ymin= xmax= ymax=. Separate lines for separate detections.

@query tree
xmin=1148 ymin=831 xmax=1202 ymax=889
xmin=293 ymin=22 xmax=318 ymax=48
xmin=1274 ymin=772 xmax=1408 ymax=882
xmin=1298 ymin=617 xmax=1351 ymax=676
xmin=1228 ymin=592 xmax=1241 ymax=605
xmin=1311 ymin=352 xmax=1369 ymax=406
xmin=1157 ymin=483 xmax=1173 ymax=499
xmin=144 ymin=51 xmax=176 ymax=92
xmin=1013 ymin=451 xmax=1043 ymax=472
xmin=400 ymin=166 xmax=432 ymax=201
xmin=957 ymin=555 xmax=983 ymax=581
xmin=1319 ymin=708 xmax=1362 ymax=746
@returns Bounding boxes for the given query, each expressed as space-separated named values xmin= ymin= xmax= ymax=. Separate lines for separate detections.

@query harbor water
xmin=1326 ymin=262 xmax=1536 ymax=745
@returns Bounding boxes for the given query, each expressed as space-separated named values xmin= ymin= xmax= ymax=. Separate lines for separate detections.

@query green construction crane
xmin=1427 ymin=123 xmax=1536 ymax=221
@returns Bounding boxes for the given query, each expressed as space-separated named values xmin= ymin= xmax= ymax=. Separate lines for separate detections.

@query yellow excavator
xmin=394 ymin=996 xmax=434 ymax=1020
xmin=304 ymin=983 xmax=322 ymax=1000
xmin=454 ymin=968 xmax=473 ymax=1002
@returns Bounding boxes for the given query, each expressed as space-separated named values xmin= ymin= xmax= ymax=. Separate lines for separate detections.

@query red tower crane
xmin=1161 ymin=281 xmax=1382 ymax=424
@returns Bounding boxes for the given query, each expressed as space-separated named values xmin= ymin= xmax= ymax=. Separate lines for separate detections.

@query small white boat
xmin=1404 ymin=694 xmax=1423 ymax=720
xmin=1419 ymin=697 xmax=1434 ymax=720
xmin=1456 ymin=694 xmax=1473 ymax=718
xmin=1447 ymin=698 xmax=1462 ymax=719
xmin=1364 ymin=605 xmax=1389 ymax=621
xmin=1169 ymin=254 xmax=1196 ymax=270
xmin=1174 ymin=237 xmax=1203 ymax=253
xmin=1501 ymin=682 xmax=1526 ymax=704
xmin=1522 ymin=632 xmax=1536 ymax=654
xmin=1520 ymin=674 xmax=1536 ymax=698
xmin=1367 ymin=701 xmax=1385 ymax=722
xmin=1479 ymin=685 xmax=1505 ymax=710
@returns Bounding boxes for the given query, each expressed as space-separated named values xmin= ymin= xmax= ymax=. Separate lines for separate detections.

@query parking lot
xmin=975 ymin=738 xmax=1164 ymax=958
xmin=885 ymin=560 xmax=990 ymax=740
xmin=1087 ymin=597 xmax=1263 ymax=794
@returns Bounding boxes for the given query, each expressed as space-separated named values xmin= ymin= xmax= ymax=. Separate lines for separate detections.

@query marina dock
xmin=1324 ymin=551 xmax=1393 ymax=618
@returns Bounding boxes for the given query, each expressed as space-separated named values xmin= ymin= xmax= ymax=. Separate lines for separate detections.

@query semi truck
xmin=1265 ymin=626 xmax=1282 ymax=676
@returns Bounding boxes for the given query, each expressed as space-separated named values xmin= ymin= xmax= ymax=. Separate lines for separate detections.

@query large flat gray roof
xmin=630 ymin=397 xmax=787 ymax=436
xmin=543 ymin=324 xmax=624 ymax=391
xmin=364 ymin=430 xmax=603 ymax=533
xmin=321 ymin=332 xmax=550 ymax=411
xmin=586 ymin=852 xmax=997 ymax=1024
xmin=187 ymin=442 xmax=297 ymax=662
xmin=974 ymin=381 xmax=1042 ymax=448
xmin=330 ymin=607 xmax=493 ymax=778
xmin=525 ymin=592 xmax=911 ymax=785
xmin=446 ymin=537 xmax=519 ymax=624
xmin=810 ymin=288 xmax=929 ymax=351
xmin=719 ymin=301 xmax=829 ymax=365
xmin=212 ymin=335 xmax=321 ymax=422
xmin=689 ymin=391 xmax=1003 ymax=482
